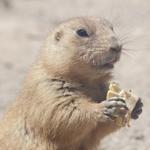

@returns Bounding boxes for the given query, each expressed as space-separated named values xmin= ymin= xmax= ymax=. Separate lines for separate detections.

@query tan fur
xmin=0 ymin=17 xmax=125 ymax=150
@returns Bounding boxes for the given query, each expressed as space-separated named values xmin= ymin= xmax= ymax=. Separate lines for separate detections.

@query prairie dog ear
xmin=54 ymin=30 xmax=63 ymax=42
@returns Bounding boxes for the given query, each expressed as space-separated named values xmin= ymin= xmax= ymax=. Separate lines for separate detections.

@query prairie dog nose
xmin=110 ymin=37 xmax=122 ymax=53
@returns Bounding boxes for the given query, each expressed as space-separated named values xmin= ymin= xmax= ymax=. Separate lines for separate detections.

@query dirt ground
xmin=0 ymin=0 xmax=150 ymax=149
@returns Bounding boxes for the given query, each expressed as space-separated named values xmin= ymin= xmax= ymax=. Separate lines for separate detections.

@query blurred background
xmin=0 ymin=0 xmax=150 ymax=149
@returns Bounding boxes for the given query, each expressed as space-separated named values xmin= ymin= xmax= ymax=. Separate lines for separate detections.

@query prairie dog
xmin=0 ymin=17 xmax=143 ymax=150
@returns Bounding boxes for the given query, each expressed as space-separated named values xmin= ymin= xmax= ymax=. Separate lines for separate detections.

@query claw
xmin=131 ymin=98 xmax=143 ymax=120
xmin=102 ymin=98 xmax=128 ymax=120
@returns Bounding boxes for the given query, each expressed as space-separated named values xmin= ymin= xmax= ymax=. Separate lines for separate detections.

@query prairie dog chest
xmin=48 ymin=78 xmax=107 ymax=103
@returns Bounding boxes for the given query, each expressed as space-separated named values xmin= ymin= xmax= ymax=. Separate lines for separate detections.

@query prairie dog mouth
xmin=102 ymin=63 xmax=114 ymax=69
xmin=89 ymin=51 xmax=120 ymax=69
xmin=101 ymin=56 xmax=120 ymax=69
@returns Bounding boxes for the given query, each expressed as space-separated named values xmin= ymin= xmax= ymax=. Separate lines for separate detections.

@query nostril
xmin=110 ymin=44 xmax=122 ymax=53
xmin=110 ymin=36 xmax=122 ymax=53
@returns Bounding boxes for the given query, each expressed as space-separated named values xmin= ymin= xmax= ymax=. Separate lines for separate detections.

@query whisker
xmin=119 ymin=35 xmax=130 ymax=41
xmin=122 ymin=50 xmax=135 ymax=58
xmin=122 ymin=47 xmax=140 ymax=52
xmin=118 ymin=30 xmax=133 ymax=40
xmin=120 ymin=35 xmax=139 ymax=43
xmin=122 ymin=47 xmax=135 ymax=51
xmin=87 ymin=50 xmax=105 ymax=53
xmin=121 ymin=40 xmax=135 ymax=45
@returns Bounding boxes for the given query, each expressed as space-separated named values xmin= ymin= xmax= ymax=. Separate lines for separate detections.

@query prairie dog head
xmin=42 ymin=17 xmax=122 ymax=82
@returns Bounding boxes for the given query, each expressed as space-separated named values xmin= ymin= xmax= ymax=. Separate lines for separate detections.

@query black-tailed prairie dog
xmin=0 ymin=17 xmax=143 ymax=150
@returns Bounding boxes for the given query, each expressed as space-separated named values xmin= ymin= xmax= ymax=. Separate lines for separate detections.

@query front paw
xmin=131 ymin=98 xmax=143 ymax=120
xmin=101 ymin=97 xmax=128 ymax=121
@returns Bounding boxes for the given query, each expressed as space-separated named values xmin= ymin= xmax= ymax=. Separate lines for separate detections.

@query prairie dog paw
xmin=101 ymin=97 xmax=128 ymax=121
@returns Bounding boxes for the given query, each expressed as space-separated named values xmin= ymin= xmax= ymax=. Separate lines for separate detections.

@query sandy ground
xmin=0 ymin=0 xmax=150 ymax=149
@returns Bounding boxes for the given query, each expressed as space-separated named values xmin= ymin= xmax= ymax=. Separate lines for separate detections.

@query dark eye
xmin=76 ymin=29 xmax=89 ymax=37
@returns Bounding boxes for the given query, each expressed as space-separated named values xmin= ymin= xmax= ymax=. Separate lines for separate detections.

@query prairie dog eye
xmin=76 ymin=29 xmax=89 ymax=37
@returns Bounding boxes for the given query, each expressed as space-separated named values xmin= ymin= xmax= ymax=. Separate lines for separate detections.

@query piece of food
xmin=107 ymin=82 xmax=139 ymax=127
